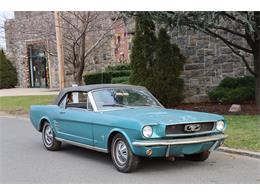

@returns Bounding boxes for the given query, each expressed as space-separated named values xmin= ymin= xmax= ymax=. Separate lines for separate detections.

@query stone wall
xmin=171 ymin=30 xmax=252 ymax=102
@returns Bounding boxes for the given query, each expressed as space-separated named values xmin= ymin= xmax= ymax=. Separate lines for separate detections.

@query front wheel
xmin=42 ymin=121 xmax=61 ymax=151
xmin=111 ymin=134 xmax=140 ymax=173
xmin=185 ymin=151 xmax=210 ymax=161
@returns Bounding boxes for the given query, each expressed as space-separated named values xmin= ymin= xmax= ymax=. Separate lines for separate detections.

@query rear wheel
xmin=185 ymin=151 xmax=210 ymax=161
xmin=42 ymin=121 xmax=61 ymax=151
xmin=111 ymin=134 xmax=140 ymax=173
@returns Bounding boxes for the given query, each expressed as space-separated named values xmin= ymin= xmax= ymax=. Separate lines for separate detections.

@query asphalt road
xmin=0 ymin=116 xmax=259 ymax=184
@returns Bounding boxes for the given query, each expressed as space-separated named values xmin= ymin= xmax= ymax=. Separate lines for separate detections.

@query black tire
xmin=42 ymin=121 xmax=61 ymax=151
xmin=111 ymin=134 xmax=140 ymax=173
xmin=185 ymin=151 xmax=210 ymax=161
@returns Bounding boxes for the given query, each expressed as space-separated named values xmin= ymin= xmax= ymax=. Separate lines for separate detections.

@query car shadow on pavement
xmin=60 ymin=143 xmax=111 ymax=161
xmin=59 ymin=143 xmax=211 ymax=173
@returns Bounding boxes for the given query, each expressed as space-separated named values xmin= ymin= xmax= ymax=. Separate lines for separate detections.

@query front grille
xmin=165 ymin=122 xmax=215 ymax=135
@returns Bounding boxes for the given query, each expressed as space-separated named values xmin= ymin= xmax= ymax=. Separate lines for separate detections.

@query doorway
xmin=28 ymin=45 xmax=49 ymax=88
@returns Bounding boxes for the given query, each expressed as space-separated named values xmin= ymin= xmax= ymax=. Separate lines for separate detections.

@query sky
xmin=0 ymin=11 xmax=14 ymax=49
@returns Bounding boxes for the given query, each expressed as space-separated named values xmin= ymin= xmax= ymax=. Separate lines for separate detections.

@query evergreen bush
xmin=129 ymin=13 xmax=185 ymax=106
xmin=151 ymin=28 xmax=185 ymax=106
xmin=0 ymin=49 xmax=17 ymax=89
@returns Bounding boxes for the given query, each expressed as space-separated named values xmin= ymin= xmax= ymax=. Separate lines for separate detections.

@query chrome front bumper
xmin=132 ymin=134 xmax=228 ymax=147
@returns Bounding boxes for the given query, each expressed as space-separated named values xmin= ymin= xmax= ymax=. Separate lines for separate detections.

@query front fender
xmin=107 ymin=128 xmax=137 ymax=154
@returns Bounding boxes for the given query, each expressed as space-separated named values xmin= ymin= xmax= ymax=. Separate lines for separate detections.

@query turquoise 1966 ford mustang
xmin=30 ymin=84 xmax=228 ymax=173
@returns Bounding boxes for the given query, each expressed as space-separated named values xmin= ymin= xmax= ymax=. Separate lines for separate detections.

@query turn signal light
xmin=146 ymin=149 xmax=153 ymax=156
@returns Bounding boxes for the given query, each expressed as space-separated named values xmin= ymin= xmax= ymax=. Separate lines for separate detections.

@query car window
xmin=92 ymin=88 xmax=161 ymax=111
xmin=59 ymin=95 xmax=67 ymax=108
xmin=65 ymin=92 xmax=93 ymax=111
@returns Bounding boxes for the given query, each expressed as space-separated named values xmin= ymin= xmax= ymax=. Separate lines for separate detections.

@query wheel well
xmin=107 ymin=131 xmax=121 ymax=153
xmin=39 ymin=119 xmax=48 ymax=132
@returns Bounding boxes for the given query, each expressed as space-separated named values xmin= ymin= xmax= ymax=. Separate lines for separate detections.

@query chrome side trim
xmin=132 ymin=134 xmax=228 ymax=147
xmin=56 ymin=137 xmax=108 ymax=153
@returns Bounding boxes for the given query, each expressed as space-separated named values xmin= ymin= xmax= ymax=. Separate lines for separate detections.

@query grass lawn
xmin=224 ymin=115 xmax=260 ymax=152
xmin=0 ymin=95 xmax=57 ymax=115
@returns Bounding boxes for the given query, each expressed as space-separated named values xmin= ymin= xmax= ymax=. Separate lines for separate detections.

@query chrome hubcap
xmin=115 ymin=140 xmax=128 ymax=165
xmin=44 ymin=125 xmax=53 ymax=146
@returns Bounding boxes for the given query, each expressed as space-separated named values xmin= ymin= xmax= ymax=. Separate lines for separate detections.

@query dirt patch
xmin=173 ymin=102 xmax=260 ymax=115
xmin=0 ymin=110 xmax=28 ymax=118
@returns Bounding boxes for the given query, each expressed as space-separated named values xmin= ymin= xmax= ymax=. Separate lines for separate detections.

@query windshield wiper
xmin=102 ymin=103 xmax=127 ymax=107
xmin=135 ymin=104 xmax=160 ymax=107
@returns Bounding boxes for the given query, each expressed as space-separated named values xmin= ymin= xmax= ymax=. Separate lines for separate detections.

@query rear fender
xmin=38 ymin=116 xmax=52 ymax=132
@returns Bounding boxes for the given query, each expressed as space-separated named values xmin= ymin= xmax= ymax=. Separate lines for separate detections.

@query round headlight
xmin=216 ymin=121 xmax=225 ymax=131
xmin=142 ymin=125 xmax=153 ymax=138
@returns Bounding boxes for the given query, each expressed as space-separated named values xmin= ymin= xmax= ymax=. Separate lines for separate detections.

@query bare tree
xmin=58 ymin=11 xmax=119 ymax=85
xmin=0 ymin=12 xmax=14 ymax=49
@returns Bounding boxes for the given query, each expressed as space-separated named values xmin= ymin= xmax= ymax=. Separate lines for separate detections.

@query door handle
xmin=60 ymin=110 xmax=66 ymax=114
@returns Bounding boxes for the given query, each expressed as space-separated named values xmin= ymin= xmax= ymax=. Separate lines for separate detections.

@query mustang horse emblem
xmin=184 ymin=124 xmax=201 ymax=132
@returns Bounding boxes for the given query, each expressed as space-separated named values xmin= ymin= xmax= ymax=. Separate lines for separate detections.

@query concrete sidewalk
xmin=0 ymin=88 xmax=59 ymax=97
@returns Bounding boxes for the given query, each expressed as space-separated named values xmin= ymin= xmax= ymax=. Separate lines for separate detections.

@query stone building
xmin=4 ymin=11 xmax=131 ymax=89
xmin=4 ymin=11 xmax=252 ymax=102
xmin=5 ymin=12 xmax=58 ymax=88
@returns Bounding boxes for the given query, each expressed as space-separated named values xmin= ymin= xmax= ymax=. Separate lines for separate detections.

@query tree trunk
xmin=76 ymin=14 xmax=87 ymax=86
xmin=254 ymin=44 xmax=260 ymax=109
xmin=73 ymin=66 xmax=84 ymax=85
xmin=72 ymin=13 xmax=87 ymax=86
xmin=77 ymin=33 xmax=86 ymax=85
xmin=254 ymin=12 xmax=260 ymax=109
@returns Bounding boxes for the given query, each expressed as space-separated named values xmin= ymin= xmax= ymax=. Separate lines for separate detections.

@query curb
xmin=0 ymin=115 xmax=29 ymax=121
xmin=218 ymin=147 xmax=260 ymax=159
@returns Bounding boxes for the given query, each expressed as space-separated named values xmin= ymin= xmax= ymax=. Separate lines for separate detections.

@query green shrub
xmin=129 ymin=12 xmax=157 ymax=87
xmin=208 ymin=76 xmax=255 ymax=103
xmin=0 ymin=49 xmax=17 ymax=89
xmin=105 ymin=63 xmax=130 ymax=71
xmin=111 ymin=76 xmax=129 ymax=84
xmin=218 ymin=76 xmax=255 ymax=88
xmin=83 ymin=72 xmax=111 ymax=85
xmin=150 ymin=29 xmax=185 ymax=106
xmin=110 ymin=70 xmax=130 ymax=77
xmin=129 ymin=14 xmax=185 ymax=106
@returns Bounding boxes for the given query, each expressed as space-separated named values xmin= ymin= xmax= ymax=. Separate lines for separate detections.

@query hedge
xmin=111 ymin=76 xmax=129 ymax=84
xmin=111 ymin=70 xmax=130 ymax=77
xmin=84 ymin=64 xmax=131 ymax=85
xmin=208 ymin=76 xmax=255 ymax=103
xmin=83 ymin=72 xmax=111 ymax=85
xmin=105 ymin=63 xmax=130 ymax=71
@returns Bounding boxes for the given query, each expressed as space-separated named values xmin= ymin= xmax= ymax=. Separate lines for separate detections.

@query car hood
xmin=103 ymin=107 xmax=224 ymax=125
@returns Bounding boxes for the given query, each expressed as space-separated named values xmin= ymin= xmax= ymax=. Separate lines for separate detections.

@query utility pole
xmin=54 ymin=11 xmax=65 ymax=89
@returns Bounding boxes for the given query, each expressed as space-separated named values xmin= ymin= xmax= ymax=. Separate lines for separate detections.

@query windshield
xmin=91 ymin=88 xmax=161 ymax=111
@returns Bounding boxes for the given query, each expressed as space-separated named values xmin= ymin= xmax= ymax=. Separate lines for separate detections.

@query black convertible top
xmin=54 ymin=84 xmax=146 ymax=105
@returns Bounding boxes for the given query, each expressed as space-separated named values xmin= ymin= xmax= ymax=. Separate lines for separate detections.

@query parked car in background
xmin=30 ymin=84 xmax=228 ymax=173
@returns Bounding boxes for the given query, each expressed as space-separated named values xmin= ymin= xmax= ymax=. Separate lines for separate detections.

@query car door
xmin=55 ymin=91 xmax=94 ymax=146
